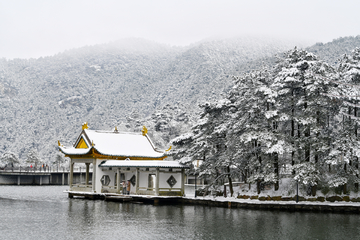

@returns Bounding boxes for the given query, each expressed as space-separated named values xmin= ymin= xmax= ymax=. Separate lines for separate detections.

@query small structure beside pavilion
xmin=58 ymin=123 xmax=189 ymax=198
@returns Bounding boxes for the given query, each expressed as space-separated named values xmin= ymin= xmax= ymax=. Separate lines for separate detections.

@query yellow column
xmin=92 ymin=159 xmax=96 ymax=192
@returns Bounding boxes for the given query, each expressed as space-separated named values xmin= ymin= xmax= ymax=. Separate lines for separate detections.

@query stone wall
xmin=236 ymin=194 xmax=360 ymax=203
xmin=182 ymin=198 xmax=360 ymax=213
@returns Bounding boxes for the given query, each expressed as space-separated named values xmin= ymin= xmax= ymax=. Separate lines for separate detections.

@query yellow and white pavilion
xmin=58 ymin=123 xmax=188 ymax=197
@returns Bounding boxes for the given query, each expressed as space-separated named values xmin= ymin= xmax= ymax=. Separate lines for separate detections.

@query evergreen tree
xmin=172 ymin=98 xmax=237 ymax=195
xmin=26 ymin=149 xmax=41 ymax=167
xmin=330 ymin=48 xmax=360 ymax=192
xmin=53 ymin=153 xmax=67 ymax=169
xmin=271 ymin=48 xmax=341 ymax=195
xmin=0 ymin=152 xmax=20 ymax=167
xmin=228 ymin=68 xmax=281 ymax=193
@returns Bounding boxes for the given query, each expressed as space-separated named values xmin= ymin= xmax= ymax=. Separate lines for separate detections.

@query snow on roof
xmin=99 ymin=160 xmax=189 ymax=169
xmin=59 ymin=147 xmax=91 ymax=155
xmin=59 ymin=129 xmax=166 ymax=159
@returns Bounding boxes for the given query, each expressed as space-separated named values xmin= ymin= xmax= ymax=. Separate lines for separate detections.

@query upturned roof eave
xmin=59 ymin=146 xmax=167 ymax=159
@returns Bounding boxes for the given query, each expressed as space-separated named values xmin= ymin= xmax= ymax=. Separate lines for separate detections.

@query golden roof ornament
xmin=114 ymin=126 xmax=118 ymax=133
xmin=82 ymin=122 xmax=89 ymax=130
xmin=92 ymin=140 xmax=95 ymax=147
xmin=166 ymin=146 xmax=172 ymax=152
xmin=142 ymin=126 xmax=148 ymax=136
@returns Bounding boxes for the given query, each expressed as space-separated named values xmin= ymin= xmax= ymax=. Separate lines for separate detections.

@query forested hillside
xmin=1 ymin=35 xmax=359 ymax=167
xmin=307 ymin=36 xmax=360 ymax=65
xmin=0 ymin=37 xmax=302 ymax=164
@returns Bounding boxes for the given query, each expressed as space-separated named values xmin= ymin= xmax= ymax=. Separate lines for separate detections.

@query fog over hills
xmin=0 ymin=36 xmax=358 ymax=163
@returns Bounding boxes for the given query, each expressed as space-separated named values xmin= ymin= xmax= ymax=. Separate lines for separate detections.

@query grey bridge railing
xmin=0 ymin=166 xmax=92 ymax=173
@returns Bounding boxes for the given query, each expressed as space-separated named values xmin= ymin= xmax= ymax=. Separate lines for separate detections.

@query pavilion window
xmin=101 ymin=175 xmax=110 ymax=186
xmin=167 ymin=175 xmax=177 ymax=188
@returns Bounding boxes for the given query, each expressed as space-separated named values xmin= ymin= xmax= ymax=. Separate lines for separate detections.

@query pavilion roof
xmin=59 ymin=129 xmax=167 ymax=159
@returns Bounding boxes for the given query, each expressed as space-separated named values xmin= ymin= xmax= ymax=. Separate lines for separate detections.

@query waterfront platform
xmin=65 ymin=190 xmax=183 ymax=204
xmin=104 ymin=194 xmax=133 ymax=202
xmin=64 ymin=190 xmax=360 ymax=213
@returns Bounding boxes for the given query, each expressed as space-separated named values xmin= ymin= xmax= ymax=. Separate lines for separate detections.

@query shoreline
xmin=183 ymin=196 xmax=360 ymax=213
xmin=64 ymin=189 xmax=360 ymax=213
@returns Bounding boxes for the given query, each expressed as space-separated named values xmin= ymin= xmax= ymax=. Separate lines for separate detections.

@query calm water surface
xmin=0 ymin=185 xmax=359 ymax=240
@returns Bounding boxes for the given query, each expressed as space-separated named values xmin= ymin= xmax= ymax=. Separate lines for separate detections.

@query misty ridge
xmin=0 ymin=35 xmax=360 ymax=164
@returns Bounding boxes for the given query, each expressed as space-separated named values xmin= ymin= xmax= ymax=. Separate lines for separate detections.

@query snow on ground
xmin=185 ymin=178 xmax=360 ymax=207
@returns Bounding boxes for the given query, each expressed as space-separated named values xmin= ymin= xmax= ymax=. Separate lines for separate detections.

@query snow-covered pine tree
xmin=201 ymin=99 xmax=235 ymax=196
xmin=229 ymin=67 xmax=281 ymax=194
xmin=271 ymin=48 xmax=340 ymax=195
xmin=171 ymin=109 xmax=214 ymax=170
xmin=53 ymin=153 xmax=67 ymax=169
xmin=0 ymin=152 xmax=20 ymax=167
xmin=172 ymin=98 xmax=236 ymax=196
xmin=330 ymin=48 xmax=360 ymax=192
xmin=26 ymin=149 xmax=41 ymax=167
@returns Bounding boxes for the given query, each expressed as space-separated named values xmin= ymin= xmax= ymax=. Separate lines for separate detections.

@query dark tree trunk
xmin=305 ymin=128 xmax=310 ymax=162
xmin=292 ymin=151 xmax=295 ymax=175
xmin=311 ymin=185 xmax=317 ymax=196
xmin=355 ymin=104 xmax=359 ymax=191
xmin=314 ymin=111 xmax=320 ymax=164
xmin=274 ymin=153 xmax=279 ymax=191
xmin=356 ymin=160 xmax=359 ymax=190
xmin=304 ymin=96 xmax=310 ymax=162
xmin=227 ymin=165 xmax=234 ymax=197
xmin=291 ymin=113 xmax=295 ymax=174
xmin=343 ymin=163 xmax=347 ymax=194
xmin=343 ymin=184 xmax=347 ymax=195
xmin=257 ymin=180 xmax=261 ymax=195
xmin=291 ymin=90 xmax=295 ymax=174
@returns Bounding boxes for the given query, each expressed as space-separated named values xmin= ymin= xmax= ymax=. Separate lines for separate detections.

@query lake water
xmin=1 ymin=185 xmax=360 ymax=240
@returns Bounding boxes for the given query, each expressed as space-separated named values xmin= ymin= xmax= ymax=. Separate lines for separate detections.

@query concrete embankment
xmin=182 ymin=197 xmax=360 ymax=213
xmin=63 ymin=190 xmax=360 ymax=213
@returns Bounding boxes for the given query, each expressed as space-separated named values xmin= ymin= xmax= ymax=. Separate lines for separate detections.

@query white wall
xmin=94 ymin=163 xmax=183 ymax=193
xmin=95 ymin=159 xmax=119 ymax=193
xmin=159 ymin=171 xmax=181 ymax=189
xmin=94 ymin=159 xmax=103 ymax=193
xmin=138 ymin=170 xmax=149 ymax=188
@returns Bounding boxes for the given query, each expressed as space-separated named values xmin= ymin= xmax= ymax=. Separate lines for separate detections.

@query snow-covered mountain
xmin=1 ymin=35 xmax=354 ymax=163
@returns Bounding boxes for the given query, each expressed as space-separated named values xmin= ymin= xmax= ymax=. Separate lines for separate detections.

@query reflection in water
xmin=0 ymin=185 xmax=360 ymax=240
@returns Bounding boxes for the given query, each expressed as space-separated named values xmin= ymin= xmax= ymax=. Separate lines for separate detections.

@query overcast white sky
xmin=0 ymin=0 xmax=359 ymax=59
